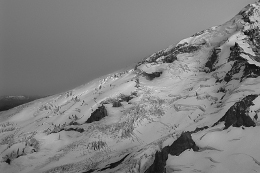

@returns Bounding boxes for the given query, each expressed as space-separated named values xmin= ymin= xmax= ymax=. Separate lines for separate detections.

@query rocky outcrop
xmin=204 ymin=48 xmax=219 ymax=72
xmin=102 ymin=93 xmax=135 ymax=107
xmin=224 ymin=59 xmax=260 ymax=83
xmin=137 ymin=42 xmax=200 ymax=66
xmin=224 ymin=61 xmax=244 ymax=83
xmin=228 ymin=42 xmax=244 ymax=62
xmin=112 ymin=101 xmax=122 ymax=107
xmin=86 ymin=105 xmax=108 ymax=123
xmin=65 ymin=127 xmax=84 ymax=133
xmin=142 ymin=71 xmax=163 ymax=80
xmin=214 ymin=95 xmax=257 ymax=129
xmin=241 ymin=63 xmax=260 ymax=81
xmin=99 ymin=154 xmax=129 ymax=171
xmin=82 ymin=169 xmax=95 ymax=173
xmin=144 ymin=132 xmax=199 ymax=173
xmin=162 ymin=54 xmax=177 ymax=63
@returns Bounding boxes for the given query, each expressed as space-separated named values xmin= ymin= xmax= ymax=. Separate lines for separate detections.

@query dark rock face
xmin=168 ymin=132 xmax=199 ymax=156
xmin=215 ymin=95 xmax=257 ymax=129
xmin=241 ymin=63 xmax=260 ymax=81
xmin=112 ymin=101 xmax=122 ymax=107
xmin=204 ymin=48 xmax=219 ymax=72
xmin=86 ymin=105 xmax=108 ymax=123
xmin=244 ymin=28 xmax=260 ymax=58
xmin=102 ymin=93 xmax=136 ymax=107
xmin=192 ymin=126 xmax=209 ymax=133
xmin=5 ymin=158 xmax=11 ymax=164
xmin=142 ymin=71 xmax=163 ymax=80
xmin=177 ymin=44 xmax=201 ymax=54
xmin=144 ymin=132 xmax=199 ymax=173
xmin=100 ymin=154 xmax=129 ymax=171
xmin=228 ymin=42 xmax=245 ymax=62
xmin=82 ymin=169 xmax=95 ymax=173
xmin=223 ymin=43 xmax=249 ymax=82
xmin=144 ymin=147 xmax=169 ymax=173
xmin=119 ymin=94 xmax=134 ymax=102
xmin=68 ymin=121 xmax=80 ymax=125
xmin=224 ymin=61 xmax=244 ymax=83
xmin=162 ymin=54 xmax=177 ymax=63
xmin=136 ymin=42 xmax=200 ymax=66
xmin=65 ymin=127 xmax=84 ymax=133
xmin=239 ymin=5 xmax=254 ymax=23
xmin=224 ymin=59 xmax=260 ymax=83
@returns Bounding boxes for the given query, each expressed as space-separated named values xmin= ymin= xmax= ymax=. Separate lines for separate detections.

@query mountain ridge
xmin=0 ymin=95 xmax=44 ymax=112
xmin=1 ymin=1 xmax=260 ymax=173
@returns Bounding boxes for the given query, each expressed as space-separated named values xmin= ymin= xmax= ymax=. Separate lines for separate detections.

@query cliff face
xmin=2 ymin=2 xmax=260 ymax=173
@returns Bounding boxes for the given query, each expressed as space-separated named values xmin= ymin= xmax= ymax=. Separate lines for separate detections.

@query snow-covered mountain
xmin=2 ymin=1 xmax=260 ymax=173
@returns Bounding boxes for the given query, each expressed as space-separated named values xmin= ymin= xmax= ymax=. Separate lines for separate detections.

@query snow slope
xmin=1 ymin=1 xmax=260 ymax=173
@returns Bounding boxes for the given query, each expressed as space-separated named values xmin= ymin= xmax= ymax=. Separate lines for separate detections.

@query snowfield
xmin=1 ymin=1 xmax=260 ymax=173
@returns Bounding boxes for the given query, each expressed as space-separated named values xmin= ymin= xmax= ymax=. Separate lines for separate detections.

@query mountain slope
xmin=1 ymin=1 xmax=260 ymax=173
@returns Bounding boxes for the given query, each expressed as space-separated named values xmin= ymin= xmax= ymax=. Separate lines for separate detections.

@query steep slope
xmin=1 ymin=1 xmax=260 ymax=173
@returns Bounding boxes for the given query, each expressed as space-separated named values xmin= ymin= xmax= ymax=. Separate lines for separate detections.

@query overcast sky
xmin=0 ymin=0 xmax=256 ymax=96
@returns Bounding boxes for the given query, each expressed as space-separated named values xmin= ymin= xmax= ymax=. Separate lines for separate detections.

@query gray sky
xmin=0 ymin=0 xmax=256 ymax=96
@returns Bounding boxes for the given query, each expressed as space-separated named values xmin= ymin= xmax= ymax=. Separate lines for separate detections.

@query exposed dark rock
xmin=119 ymin=94 xmax=134 ymax=102
xmin=224 ymin=61 xmax=244 ymax=83
xmin=145 ymin=132 xmax=199 ymax=173
xmin=86 ymin=105 xmax=108 ymax=123
xmin=223 ymin=42 xmax=260 ymax=83
xmin=192 ymin=126 xmax=209 ymax=133
xmin=144 ymin=147 xmax=168 ymax=173
xmin=44 ymin=124 xmax=65 ymax=134
xmin=241 ymin=63 xmax=260 ymax=81
xmin=5 ymin=158 xmax=11 ymax=164
xmin=244 ymin=28 xmax=260 ymax=56
xmin=168 ymin=132 xmax=199 ymax=156
xmin=82 ymin=169 xmax=95 ymax=173
xmin=162 ymin=54 xmax=177 ymax=63
xmin=214 ymin=95 xmax=257 ymax=129
xmin=100 ymin=154 xmax=129 ymax=171
xmin=102 ymin=93 xmax=135 ymax=107
xmin=142 ymin=71 xmax=163 ymax=80
xmin=136 ymin=42 xmax=200 ymax=67
xmin=244 ymin=29 xmax=256 ymax=42
xmin=178 ymin=45 xmax=200 ymax=54
xmin=65 ymin=127 xmax=84 ymax=133
xmin=68 ymin=121 xmax=80 ymax=125
xmin=191 ymin=29 xmax=206 ymax=37
xmin=204 ymin=48 xmax=219 ymax=72
xmin=141 ymin=50 xmax=166 ymax=64
xmin=217 ymin=87 xmax=226 ymax=93
xmin=112 ymin=101 xmax=122 ymax=107
xmin=228 ymin=43 xmax=245 ymax=62
xmin=239 ymin=5 xmax=253 ymax=23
